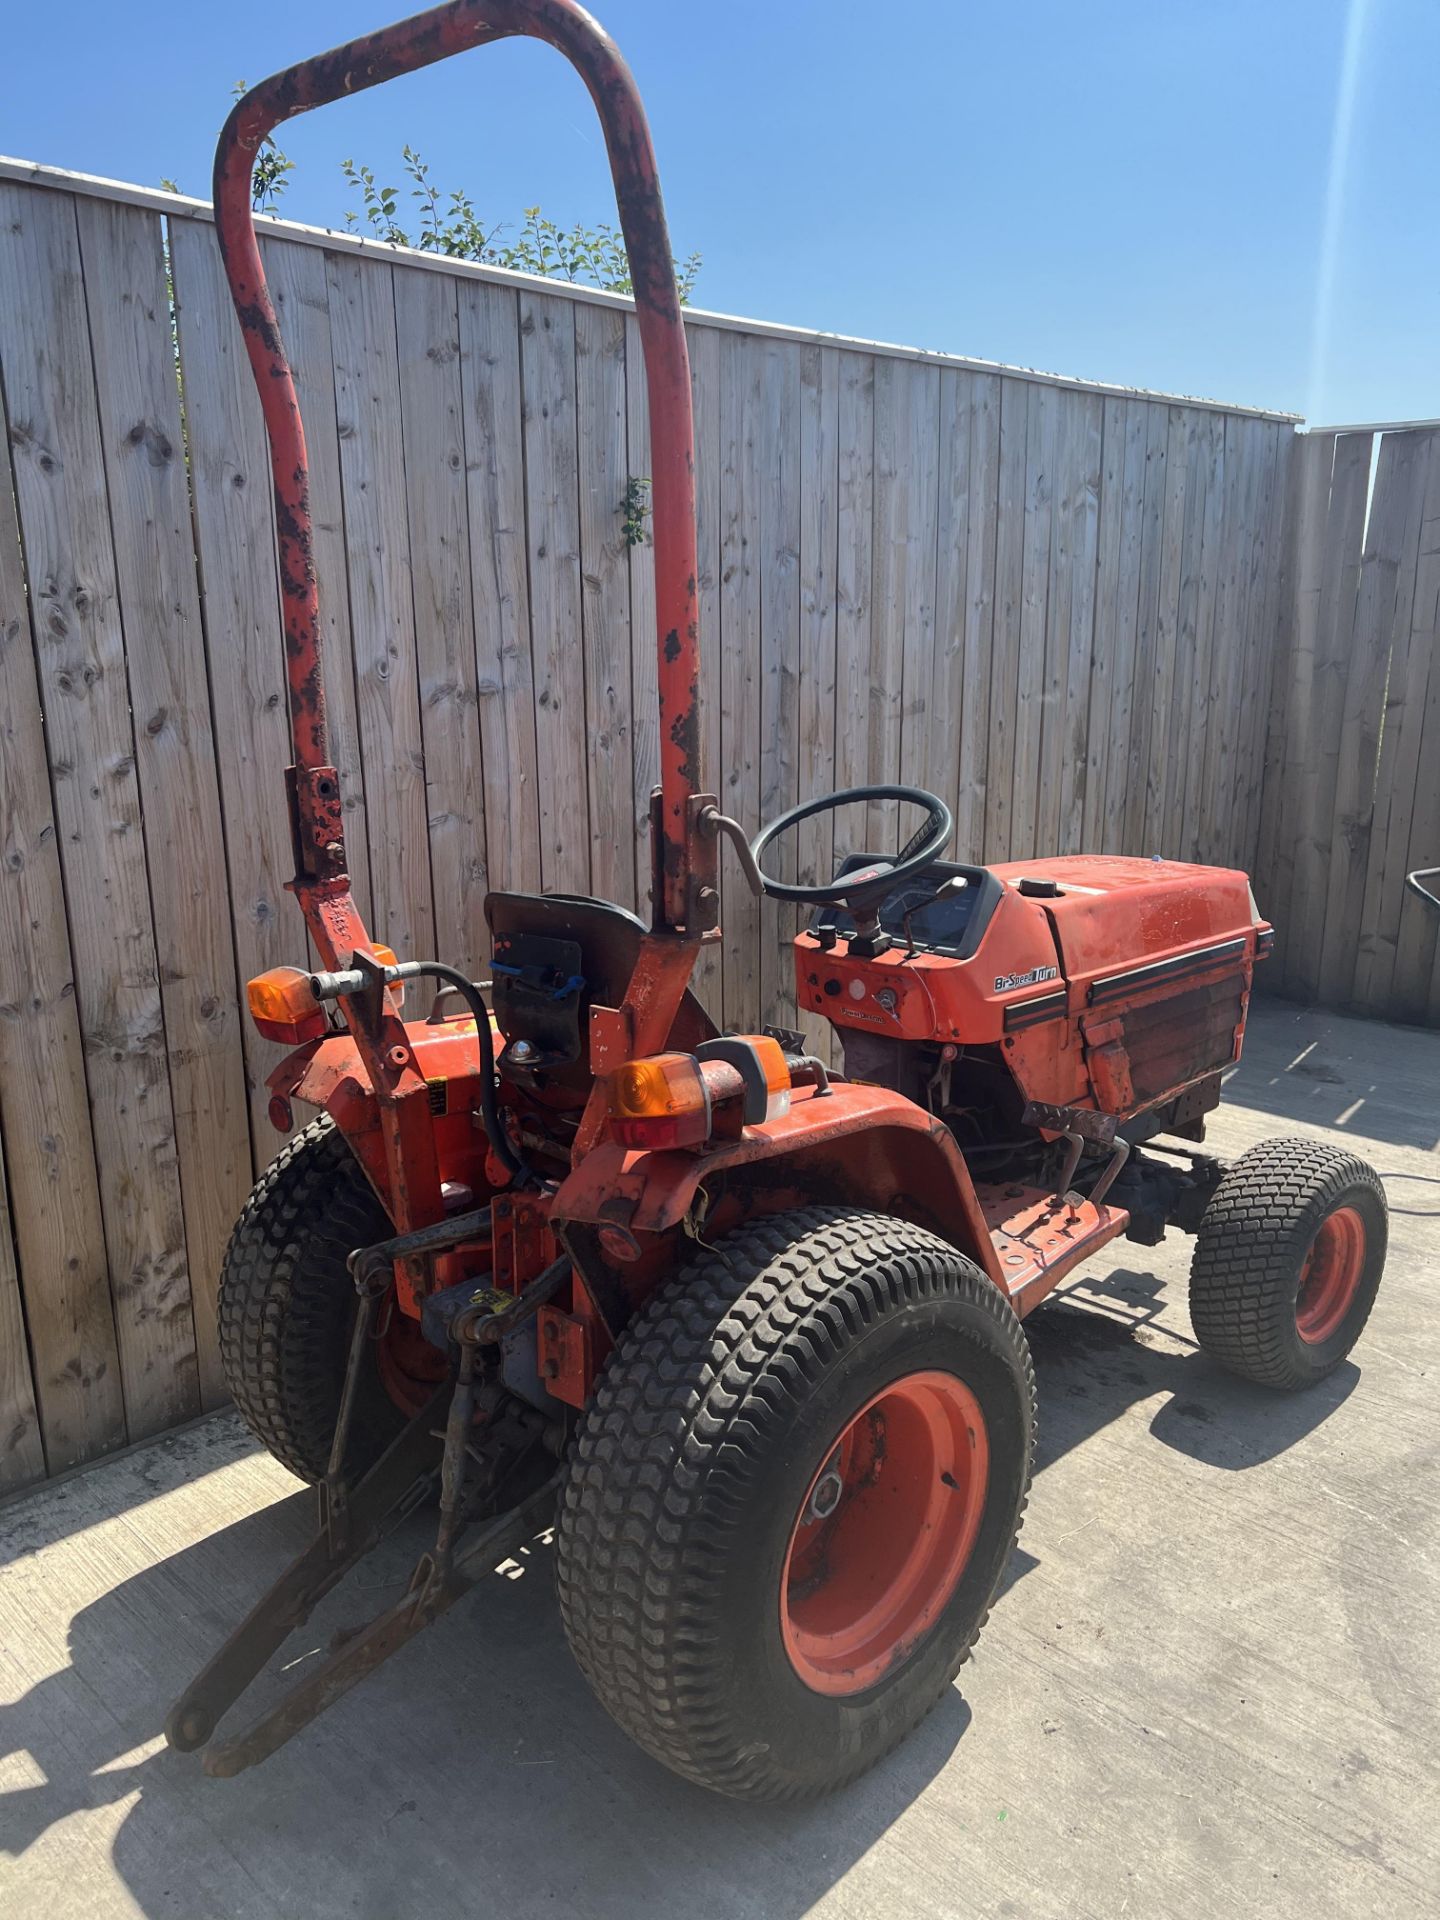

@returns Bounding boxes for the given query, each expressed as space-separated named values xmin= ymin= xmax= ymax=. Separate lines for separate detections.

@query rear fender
xmin=268 ymin=1016 xmax=489 ymax=1209
xmin=553 ymin=1082 xmax=1003 ymax=1287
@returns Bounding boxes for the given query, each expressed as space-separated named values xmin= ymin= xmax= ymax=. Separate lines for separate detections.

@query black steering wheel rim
xmin=749 ymin=784 xmax=954 ymax=905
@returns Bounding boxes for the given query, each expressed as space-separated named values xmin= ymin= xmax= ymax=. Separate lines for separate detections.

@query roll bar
xmin=213 ymin=0 xmax=701 ymax=930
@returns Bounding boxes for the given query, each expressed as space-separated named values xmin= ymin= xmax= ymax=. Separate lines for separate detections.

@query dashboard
xmin=810 ymin=858 xmax=1003 ymax=959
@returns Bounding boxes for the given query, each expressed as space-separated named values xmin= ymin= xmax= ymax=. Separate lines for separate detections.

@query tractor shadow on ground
xmin=1028 ymin=1270 xmax=1359 ymax=1477
xmin=0 ymin=1275 xmax=1362 ymax=1920
xmin=3 ymin=1479 xmax=975 ymax=1919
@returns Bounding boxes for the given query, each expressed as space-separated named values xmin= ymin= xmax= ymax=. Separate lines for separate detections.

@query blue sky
xmin=4 ymin=0 xmax=1435 ymax=425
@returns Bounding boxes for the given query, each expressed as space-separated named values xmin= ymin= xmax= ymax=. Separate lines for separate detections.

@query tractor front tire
xmin=1188 ymin=1135 xmax=1386 ymax=1390
xmin=555 ymin=1207 xmax=1035 ymax=1801
xmin=218 ymin=1116 xmax=409 ymax=1484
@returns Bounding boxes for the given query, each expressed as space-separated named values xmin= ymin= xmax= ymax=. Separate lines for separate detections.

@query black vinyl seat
xmin=484 ymin=891 xmax=716 ymax=1101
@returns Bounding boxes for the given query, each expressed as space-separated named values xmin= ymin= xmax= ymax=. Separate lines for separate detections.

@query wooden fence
xmin=1255 ymin=426 xmax=1440 ymax=1024
xmin=0 ymin=163 xmax=1298 ymax=1487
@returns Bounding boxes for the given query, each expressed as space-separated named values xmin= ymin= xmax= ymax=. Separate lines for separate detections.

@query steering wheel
xmin=749 ymin=785 xmax=954 ymax=906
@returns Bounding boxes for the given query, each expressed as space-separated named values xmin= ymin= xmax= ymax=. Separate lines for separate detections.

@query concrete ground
xmin=1 ymin=1000 xmax=1436 ymax=1919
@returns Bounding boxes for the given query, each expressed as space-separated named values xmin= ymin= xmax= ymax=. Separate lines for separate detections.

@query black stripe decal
xmin=1087 ymin=936 xmax=1248 ymax=1006
xmin=1256 ymin=927 xmax=1275 ymax=959
xmin=1003 ymin=988 xmax=1069 ymax=1032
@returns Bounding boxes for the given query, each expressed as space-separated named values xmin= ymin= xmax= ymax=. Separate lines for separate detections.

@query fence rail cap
xmin=0 ymin=154 xmax=1304 ymax=426
xmin=1305 ymin=418 xmax=1440 ymax=437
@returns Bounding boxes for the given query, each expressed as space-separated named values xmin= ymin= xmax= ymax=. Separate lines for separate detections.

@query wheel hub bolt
xmin=805 ymin=1459 xmax=844 ymax=1523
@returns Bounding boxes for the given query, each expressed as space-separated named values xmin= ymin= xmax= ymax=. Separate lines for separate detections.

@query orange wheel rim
xmin=374 ymin=1294 xmax=447 ymax=1416
xmin=780 ymin=1370 xmax=989 ymax=1697
xmin=1295 ymin=1206 xmax=1366 ymax=1345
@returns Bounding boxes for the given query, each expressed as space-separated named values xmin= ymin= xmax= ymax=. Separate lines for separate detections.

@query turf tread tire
xmin=1188 ymin=1134 xmax=1386 ymax=1391
xmin=555 ymin=1206 xmax=1035 ymax=1801
xmin=217 ymin=1116 xmax=403 ymax=1483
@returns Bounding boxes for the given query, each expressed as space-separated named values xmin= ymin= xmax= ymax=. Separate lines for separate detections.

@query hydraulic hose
xmin=409 ymin=962 xmax=533 ymax=1189
xmin=310 ymin=954 xmax=535 ymax=1187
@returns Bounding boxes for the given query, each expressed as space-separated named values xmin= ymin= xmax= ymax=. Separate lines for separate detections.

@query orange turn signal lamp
xmin=607 ymin=1036 xmax=791 ymax=1150
xmin=247 ymin=944 xmax=401 ymax=1044
xmin=247 ymin=967 xmax=325 ymax=1046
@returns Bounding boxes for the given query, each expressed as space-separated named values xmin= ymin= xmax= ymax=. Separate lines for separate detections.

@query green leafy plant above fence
xmin=165 ymin=95 xmax=701 ymax=302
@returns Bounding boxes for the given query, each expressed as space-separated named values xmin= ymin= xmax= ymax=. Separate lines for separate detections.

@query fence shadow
xmin=1228 ymin=999 xmax=1440 ymax=1152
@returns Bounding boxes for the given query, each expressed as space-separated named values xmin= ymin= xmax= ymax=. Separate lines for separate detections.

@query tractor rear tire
xmin=1188 ymin=1135 xmax=1386 ymax=1390
xmin=555 ymin=1206 xmax=1035 ymax=1801
xmin=217 ymin=1116 xmax=409 ymax=1484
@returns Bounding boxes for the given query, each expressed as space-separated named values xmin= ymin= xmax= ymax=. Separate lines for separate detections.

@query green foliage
xmin=232 ymin=81 xmax=294 ymax=214
xmin=621 ymin=475 xmax=651 ymax=548
xmin=177 ymin=88 xmax=700 ymax=299
xmin=340 ymin=144 xmax=700 ymax=302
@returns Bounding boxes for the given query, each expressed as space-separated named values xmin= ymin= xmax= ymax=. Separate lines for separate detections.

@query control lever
xmin=903 ymin=874 xmax=968 ymax=955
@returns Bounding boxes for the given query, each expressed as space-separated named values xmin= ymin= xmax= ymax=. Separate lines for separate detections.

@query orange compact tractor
xmin=167 ymin=1 xmax=1389 ymax=1800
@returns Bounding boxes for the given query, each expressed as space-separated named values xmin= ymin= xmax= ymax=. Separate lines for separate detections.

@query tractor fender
xmin=553 ymin=1081 xmax=1004 ymax=1288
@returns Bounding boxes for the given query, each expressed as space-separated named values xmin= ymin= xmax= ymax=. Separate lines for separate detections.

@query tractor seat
xmin=484 ymin=891 xmax=716 ymax=1101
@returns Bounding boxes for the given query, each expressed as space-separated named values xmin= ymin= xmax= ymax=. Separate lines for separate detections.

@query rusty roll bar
xmin=214 ymin=0 xmax=701 ymax=930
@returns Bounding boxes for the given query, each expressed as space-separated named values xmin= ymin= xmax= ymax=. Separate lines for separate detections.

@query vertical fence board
xmin=1201 ymin=419 xmax=1262 ymax=886
xmin=0 ymin=423 xmax=118 ymax=1473
xmin=1215 ymin=419 xmax=1264 ymax=872
xmin=929 ymin=368 xmax=972 ymax=836
xmin=170 ymin=216 xmax=295 ymax=1163
xmin=79 ymin=197 xmax=250 ymax=1408
xmin=952 ymin=372 xmax=1000 ymax=860
xmin=1119 ymin=404 xmax=1171 ymax=851
xmin=796 ymin=343 xmax=840 ymax=1055
xmin=1288 ymin=433 xmax=1371 ymax=999
xmin=575 ymin=303 xmax=635 ymax=916
xmin=1054 ymin=393 xmax=1103 ymax=855
xmin=1093 ymin=400 xmax=1150 ymax=852
xmin=459 ymin=281 xmax=540 ymax=902
xmin=520 ymin=292 xmax=590 ymax=897
xmin=1010 ymin=382 xmax=1057 ymax=858
xmin=1254 ymin=434 xmax=1300 ymax=901
xmin=687 ymin=322 xmax=723 ymax=1016
xmin=866 ymin=357 xmax=907 ymax=851
xmin=395 ymin=266 xmax=489 ymax=968
xmin=1232 ymin=425 xmax=1287 ymax=873
xmin=1267 ymin=426 xmax=1332 ymax=974
xmin=328 ymin=255 xmax=436 ymax=962
xmin=717 ymin=330 xmax=762 ymax=1028
xmin=1082 ymin=397 xmax=1124 ymax=850
xmin=1178 ymin=414 xmax=1228 ymax=860
xmin=1140 ymin=409 xmax=1192 ymax=851
xmin=985 ymin=377 xmax=1028 ymax=859
xmin=1157 ymin=411 xmax=1205 ymax=854
xmin=832 ymin=353 xmax=875 ymax=872
xmin=1037 ymin=392 xmax=1078 ymax=854
xmin=0 ymin=184 xmax=196 ymax=1440
xmin=893 ymin=361 xmax=941 ymax=853
xmin=757 ymin=341 xmax=802 ymax=1028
